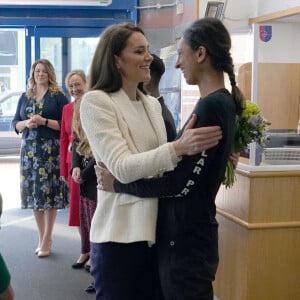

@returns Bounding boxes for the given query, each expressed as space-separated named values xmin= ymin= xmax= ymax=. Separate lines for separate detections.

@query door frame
xmin=0 ymin=2 xmax=138 ymax=87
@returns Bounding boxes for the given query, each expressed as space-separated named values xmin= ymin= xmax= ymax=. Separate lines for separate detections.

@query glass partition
xmin=0 ymin=29 xmax=26 ymax=92
xmin=0 ymin=29 xmax=26 ymax=155
xmin=40 ymin=37 xmax=98 ymax=89
xmin=70 ymin=37 xmax=99 ymax=75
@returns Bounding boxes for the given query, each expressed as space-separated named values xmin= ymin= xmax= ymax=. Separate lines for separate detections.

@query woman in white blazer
xmin=80 ymin=23 xmax=222 ymax=300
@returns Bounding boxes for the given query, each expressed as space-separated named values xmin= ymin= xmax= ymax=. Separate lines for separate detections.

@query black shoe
xmin=85 ymin=282 xmax=96 ymax=293
xmin=72 ymin=256 xmax=89 ymax=269
xmin=72 ymin=261 xmax=85 ymax=269
xmin=85 ymin=263 xmax=91 ymax=273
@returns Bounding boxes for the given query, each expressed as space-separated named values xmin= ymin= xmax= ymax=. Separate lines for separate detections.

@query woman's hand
xmin=31 ymin=114 xmax=46 ymax=126
xmin=95 ymin=162 xmax=116 ymax=192
xmin=72 ymin=167 xmax=83 ymax=184
xmin=25 ymin=117 xmax=38 ymax=129
xmin=173 ymin=114 xmax=222 ymax=156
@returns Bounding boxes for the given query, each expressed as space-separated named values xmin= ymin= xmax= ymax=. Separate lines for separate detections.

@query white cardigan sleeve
xmin=80 ymin=90 xmax=180 ymax=184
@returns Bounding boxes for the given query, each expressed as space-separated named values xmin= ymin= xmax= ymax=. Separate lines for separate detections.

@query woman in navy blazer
xmin=12 ymin=59 xmax=69 ymax=258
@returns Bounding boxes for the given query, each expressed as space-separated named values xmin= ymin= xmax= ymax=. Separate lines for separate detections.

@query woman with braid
xmin=97 ymin=18 xmax=245 ymax=300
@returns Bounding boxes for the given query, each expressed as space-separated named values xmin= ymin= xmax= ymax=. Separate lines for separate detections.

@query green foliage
xmin=223 ymin=100 xmax=271 ymax=188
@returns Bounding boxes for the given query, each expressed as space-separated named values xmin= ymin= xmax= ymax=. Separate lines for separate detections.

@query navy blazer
xmin=12 ymin=90 xmax=69 ymax=140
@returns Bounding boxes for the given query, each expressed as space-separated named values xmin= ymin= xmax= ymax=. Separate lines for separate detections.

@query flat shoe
xmin=85 ymin=282 xmax=96 ymax=293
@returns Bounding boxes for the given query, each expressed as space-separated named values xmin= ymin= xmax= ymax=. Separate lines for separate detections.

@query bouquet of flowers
xmin=223 ymin=100 xmax=271 ymax=188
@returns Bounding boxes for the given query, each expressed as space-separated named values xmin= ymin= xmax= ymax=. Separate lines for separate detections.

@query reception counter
xmin=214 ymin=159 xmax=300 ymax=300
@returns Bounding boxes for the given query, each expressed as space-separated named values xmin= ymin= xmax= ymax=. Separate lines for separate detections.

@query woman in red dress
xmin=60 ymin=70 xmax=90 ymax=267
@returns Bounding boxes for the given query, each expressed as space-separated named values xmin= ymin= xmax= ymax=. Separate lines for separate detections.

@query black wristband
xmin=45 ymin=119 xmax=48 ymax=127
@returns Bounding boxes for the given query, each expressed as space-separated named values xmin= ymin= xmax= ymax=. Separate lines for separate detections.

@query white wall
xmin=199 ymin=0 xmax=300 ymax=32
xmin=0 ymin=0 xmax=111 ymax=5
xmin=257 ymin=22 xmax=300 ymax=63
xmin=256 ymin=0 xmax=300 ymax=15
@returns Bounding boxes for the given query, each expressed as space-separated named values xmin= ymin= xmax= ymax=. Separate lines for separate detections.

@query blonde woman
xmin=71 ymin=99 xmax=97 ymax=293
xmin=12 ymin=59 xmax=69 ymax=257
xmin=60 ymin=70 xmax=90 ymax=268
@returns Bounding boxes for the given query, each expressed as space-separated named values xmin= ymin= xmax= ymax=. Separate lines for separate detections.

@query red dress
xmin=60 ymin=102 xmax=80 ymax=226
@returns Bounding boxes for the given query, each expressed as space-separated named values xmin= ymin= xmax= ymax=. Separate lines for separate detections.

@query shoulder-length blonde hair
xmin=73 ymin=99 xmax=93 ymax=158
xmin=26 ymin=59 xmax=63 ymax=99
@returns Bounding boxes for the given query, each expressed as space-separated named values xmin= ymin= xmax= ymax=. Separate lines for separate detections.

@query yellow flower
xmin=242 ymin=100 xmax=260 ymax=118
xmin=39 ymin=168 xmax=45 ymax=175
xmin=222 ymin=100 xmax=271 ymax=188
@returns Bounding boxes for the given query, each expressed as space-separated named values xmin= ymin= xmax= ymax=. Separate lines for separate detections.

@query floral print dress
xmin=20 ymin=99 xmax=69 ymax=210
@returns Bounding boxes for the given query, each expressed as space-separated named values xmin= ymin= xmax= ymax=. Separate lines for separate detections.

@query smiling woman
xmin=80 ymin=23 xmax=162 ymax=300
xmin=12 ymin=58 xmax=69 ymax=259
xmin=94 ymin=18 xmax=244 ymax=300
xmin=80 ymin=22 xmax=222 ymax=300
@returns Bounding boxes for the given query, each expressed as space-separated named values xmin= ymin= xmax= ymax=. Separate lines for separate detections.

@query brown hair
xmin=89 ymin=23 xmax=146 ymax=94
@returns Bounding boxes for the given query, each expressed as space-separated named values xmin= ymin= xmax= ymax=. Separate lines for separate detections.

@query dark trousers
xmin=156 ymin=230 xmax=218 ymax=300
xmin=91 ymin=241 xmax=159 ymax=300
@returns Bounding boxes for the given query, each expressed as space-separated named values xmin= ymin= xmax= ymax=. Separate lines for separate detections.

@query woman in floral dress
xmin=12 ymin=59 xmax=69 ymax=258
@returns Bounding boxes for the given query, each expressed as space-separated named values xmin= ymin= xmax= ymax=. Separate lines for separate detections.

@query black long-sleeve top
xmin=71 ymin=139 xmax=97 ymax=201
xmin=158 ymin=96 xmax=177 ymax=142
xmin=12 ymin=90 xmax=69 ymax=140
xmin=113 ymin=89 xmax=236 ymax=237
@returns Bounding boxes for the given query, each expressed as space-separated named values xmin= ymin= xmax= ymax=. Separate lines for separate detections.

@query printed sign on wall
xmin=259 ymin=25 xmax=272 ymax=42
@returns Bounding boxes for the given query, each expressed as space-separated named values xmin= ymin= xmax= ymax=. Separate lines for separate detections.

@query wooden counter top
xmin=236 ymin=157 xmax=300 ymax=174
xmin=214 ymin=163 xmax=300 ymax=299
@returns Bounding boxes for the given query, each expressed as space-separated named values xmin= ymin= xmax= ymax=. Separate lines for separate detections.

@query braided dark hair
xmin=183 ymin=17 xmax=245 ymax=116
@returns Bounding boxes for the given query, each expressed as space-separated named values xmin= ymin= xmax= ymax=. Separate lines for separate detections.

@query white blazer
xmin=80 ymin=88 xmax=180 ymax=244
